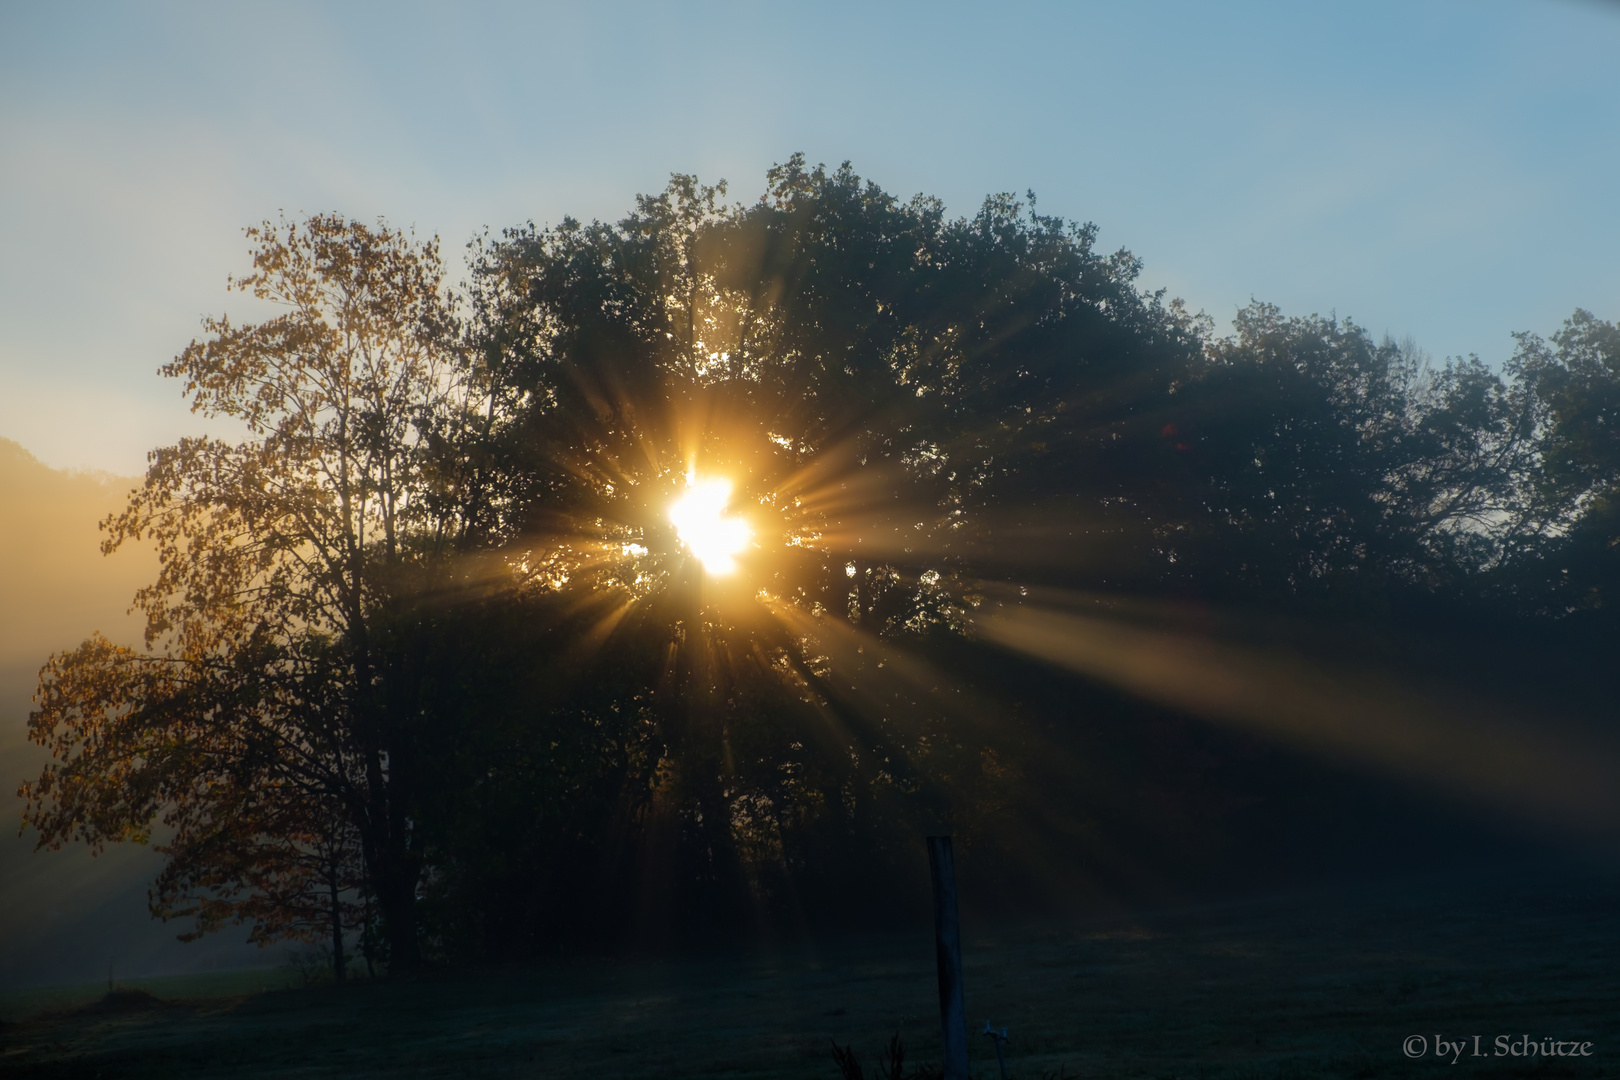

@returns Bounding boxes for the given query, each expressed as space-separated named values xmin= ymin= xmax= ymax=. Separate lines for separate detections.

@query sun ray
xmin=971 ymin=588 xmax=1620 ymax=839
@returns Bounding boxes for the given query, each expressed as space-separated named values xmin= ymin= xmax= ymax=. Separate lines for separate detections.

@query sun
xmin=669 ymin=475 xmax=752 ymax=575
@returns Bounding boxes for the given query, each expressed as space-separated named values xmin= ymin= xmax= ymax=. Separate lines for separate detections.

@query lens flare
xmin=669 ymin=476 xmax=751 ymax=575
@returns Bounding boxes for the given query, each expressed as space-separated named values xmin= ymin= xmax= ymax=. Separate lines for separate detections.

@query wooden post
xmin=927 ymin=835 xmax=969 ymax=1080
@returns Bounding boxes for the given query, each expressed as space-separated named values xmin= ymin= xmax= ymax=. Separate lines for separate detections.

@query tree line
xmin=20 ymin=157 xmax=1620 ymax=975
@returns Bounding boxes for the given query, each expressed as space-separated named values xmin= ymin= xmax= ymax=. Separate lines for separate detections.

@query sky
xmin=2 ymin=0 xmax=1619 ymax=476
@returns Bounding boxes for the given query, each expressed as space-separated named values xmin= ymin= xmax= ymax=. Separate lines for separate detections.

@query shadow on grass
xmin=1 ymin=863 xmax=1615 ymax=1079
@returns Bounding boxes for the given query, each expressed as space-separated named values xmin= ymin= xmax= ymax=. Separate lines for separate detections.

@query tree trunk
xmin=328 ymin=868 xmax=346 ymax=983
xmin=353 ymin=642 xmax=423 ymax=975
xmin=374 ymin=860 xmax=422 ymax=973
xmin=360 ymin=885 xmax=376 ymax=979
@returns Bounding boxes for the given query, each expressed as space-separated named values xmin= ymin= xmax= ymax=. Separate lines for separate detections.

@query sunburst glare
xmin=669 ymin=475 xmax=752 ymax=575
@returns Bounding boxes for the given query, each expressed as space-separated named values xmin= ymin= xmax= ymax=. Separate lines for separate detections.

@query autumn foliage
xmin=22 ymin=162 xmax=1620 ymax=972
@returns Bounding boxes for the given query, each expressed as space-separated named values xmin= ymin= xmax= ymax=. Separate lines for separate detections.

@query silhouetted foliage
xmin=1501 ymin=310 xmax=1620 ymax=616
xmin=21 ymin=160 xmax=1620 ymax=967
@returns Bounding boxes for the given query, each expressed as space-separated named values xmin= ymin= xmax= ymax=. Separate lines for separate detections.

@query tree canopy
xmin=22 ymin=159 xmax=1620 ymax=970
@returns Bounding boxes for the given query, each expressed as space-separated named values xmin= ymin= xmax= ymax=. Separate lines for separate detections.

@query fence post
xmin=927 ymin=835 xmax=969 ymax=1080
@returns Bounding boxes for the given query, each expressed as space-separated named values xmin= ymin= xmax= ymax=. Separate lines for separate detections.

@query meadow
xmin=1 ymin=860 xmax=1613 ymax=1079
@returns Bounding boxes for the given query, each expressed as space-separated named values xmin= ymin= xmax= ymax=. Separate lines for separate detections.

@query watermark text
xmin=1403 ymin=1035 xmax=1594 ymax=1062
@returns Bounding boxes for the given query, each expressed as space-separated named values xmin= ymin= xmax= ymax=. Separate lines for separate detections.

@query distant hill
xmin=0 ymin=435 xmax=149 ymax=733
xmin=0 ymin=437 xmax=266 ymax=990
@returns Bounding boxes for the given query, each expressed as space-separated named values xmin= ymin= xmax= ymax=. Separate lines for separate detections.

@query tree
xmin=1505 ymin=309 xmax=1620 ymax=615
xmin=451 ymin=161 xmax=1604 ymax=943
xmin=24 ymin=214 xmax=484 ymax=971
xmin=1167 ymin=304 xmax=1542 ymax=609
xmin=436 ymin=158 xmax=1214 ymax=941
xmin=28 ymin=162 xmax=1599 ymax=962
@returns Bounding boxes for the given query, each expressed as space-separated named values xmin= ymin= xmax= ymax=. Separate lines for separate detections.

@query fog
xmin=0 ymin=437 xmax=266 ymax=988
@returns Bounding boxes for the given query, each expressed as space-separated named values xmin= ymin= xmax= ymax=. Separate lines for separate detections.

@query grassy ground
xmin=1 ymin=864 xmax=1615 ymax=1079
xmin=0 ymin=967 xmax=298 ymax=1022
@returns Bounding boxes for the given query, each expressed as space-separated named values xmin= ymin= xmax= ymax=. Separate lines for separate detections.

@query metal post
xmin=983 ymin=1023 xmax=1009 ymax=1079
xmin=927 ymin=835 xmax=969 ymax=1080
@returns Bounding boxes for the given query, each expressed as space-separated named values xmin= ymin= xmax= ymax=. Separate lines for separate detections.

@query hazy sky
xmin=3 ymin=0 xmax=1618 ymax=475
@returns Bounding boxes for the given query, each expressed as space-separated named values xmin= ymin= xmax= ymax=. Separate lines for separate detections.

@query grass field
xmin=1 ymin=861 xmax=1615 ymax=1079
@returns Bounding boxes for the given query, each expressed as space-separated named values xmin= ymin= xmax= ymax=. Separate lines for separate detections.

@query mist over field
xmin=0 ymin=438 xmax=266 ymax=988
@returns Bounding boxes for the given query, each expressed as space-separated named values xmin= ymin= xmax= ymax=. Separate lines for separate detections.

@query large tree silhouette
xmin=24 ymin=161 xmax=1620 ymax=965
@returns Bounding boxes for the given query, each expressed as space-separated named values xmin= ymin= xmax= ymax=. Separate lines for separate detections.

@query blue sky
xmin=3 ymin=0 xmax=1618 ymax=474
